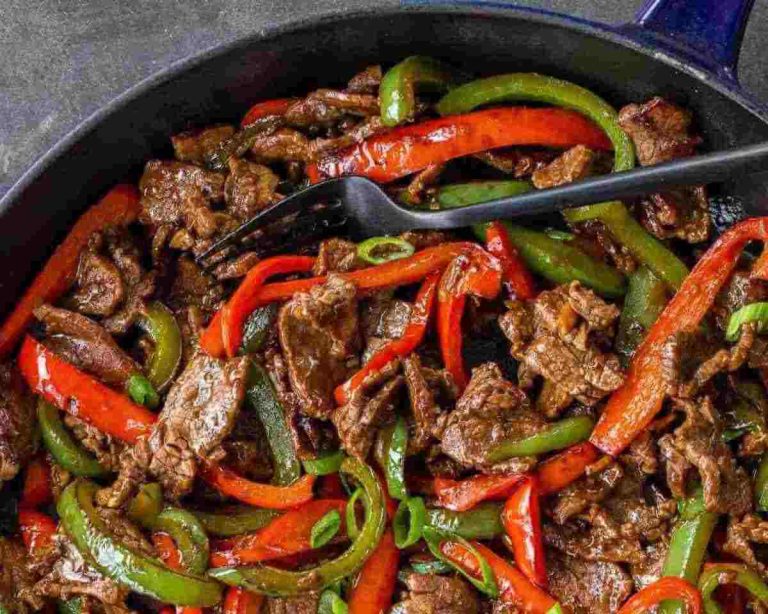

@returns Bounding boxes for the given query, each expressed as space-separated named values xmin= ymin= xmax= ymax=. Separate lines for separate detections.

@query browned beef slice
xmin=224 ymin=158 xmax=279 ymax=220
xmin=715 ymin=270 xmax=768 ymax=330
xmin=266 ymin=594 xmax=321 ymax=614
xmin=69 ymin=250 xmax=125 ymax=317
xmin=362 ymin=297 xmax=412 ymax=341
xmin=147 ymin=354 xmax=249 ymax=499
xmin=0 ymin=537 xmax=43 ymax=611
xmin=658 ymin=397 xmax=752 ymax=515
xmin=285 ymin=89 xmax=379 ymax=127
xmin=171 ymin=124 xmax=236 ymax=164
xmin=0 ymin=363 xmax=35 ymax=482
xmin=571 ymin=219 xmax=637 ymax=276
xmin=474 ymin=148 xmax=557 ymax=178
xmin=278 ymin=275 xmax=360 ymax=419
xmin=399 ymin=230 xmax=454 ymax=251
xmin=404 ymin=354 xmax=448 ymax=454
xmin=347 ymin=65 xmax=382 ymax=94
xmin=138 ymin=159 xmax=225 ymax=236
xmin=332 ymin=361 xmax=402 ymax=459
xmin=212 ymin=251 xmax=261 ymax=281
xmin=403 ymin=163 xmax=445 ymax=205
xmin=394 ymin=572 xmax=480 ymax=614
xmin=551 ymin=463 xmax=623 ymax=524
xmin=618 ymin=97 xmax=701 ymax=166
xmin=250 ymin=128 xmax=312 ymax=163
xmin=547 ymin=550 xmax=632 ymax=614
xmin=723 ymin=514 xmax=768 ymax=575
xmin=439 ymin=362 xmax=543 ymax=474
xmin=630 ymin=541 xmax=668 ymax=591
xmin=638 ymin=187 xmax=710 ymax=243
xmin=63 ymin=415 xmax=123 ymax=472
xmin=500 ymin=282 xmax=624 ymax=417
xmin=34 ymin=304 xmax=138 ymax=387
xmin=313 ymin=238 xmax=364 ymax=276
xmin=168 ymin=256 xmax=225 ymax=315
xmin=531 ymin=145 xmax=595 ymax=189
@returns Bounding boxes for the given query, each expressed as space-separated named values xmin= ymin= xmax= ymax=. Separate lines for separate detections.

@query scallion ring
xmin=310 ymin=510 xmax=342 ymax=549
xmin=726 ymin=302 xmax=768 ymax=341
xmin=393 ymin=497 xmax=427 ymax=549
xmin=357 ymin=237 xmax=415 ymax=265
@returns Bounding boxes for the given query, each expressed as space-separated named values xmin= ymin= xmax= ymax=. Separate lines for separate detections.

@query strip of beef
xmin=500 ymin=282 xmax=624 ymax=417
xmin=266 ymin=593 xmax=321 ymax=614
xmin=332 ymin=361 xmax=402 ymax=459
xmin=618 ymin=97 xmax=709 ymax=242
xmin=167 ymin=256 xmax=225 ymax=316
xmin=403 ymin=163 xmax=445 ymax=205
xmin=311 ymin=117 xmax=388 ymax=158
xmin=630 ymin=541 xmax=668 ymax=591
xmin=474 ymin=148 xmax=557 ymax=178
xmin=1 ymin=537 xmax=44 ymax=611
xmin=34 ymin=304 xmax=138 ymax=387
xmin=658 ymin=396 xmax=752 ymax=515
xmin=550 ymin=462 xmax=623 ymax=525
xmin=361 ymin=294 xmax=412 ymax=360
xmin=284 ymin=89 xmax=379 ymax=127
xmin=439 ymin=362 xmax=544 ymax=474
xmin=313 ymin=238 xmax=364 ymax=276
xmin=715 ymin=269 xmax=768 ymax=331
xmin=68 ymin=249 xmax=125 ymax=317
xmin=278 ymin=275 xmax=360 ymax=419
xmin=250 ymin=128 xmax=312 ymax=163
xmin=546 ymin=549 xmax=633 ymax=614
xmin=531 ymin=145 xmax=595 ymax=189
xmin=63 ymin=415 xmax=123 ymax=472
xmin=224 ymin=158 xmax=279 ymax=220
xmin=212 ymin=251 xmax=261 ymax=281
xmin=171 ymin=125 xmax=236 ymax=165
xmin=346 ymin=65 xmax=382 ymax=94
xmin=723 ymin=514 xmax=768 ymax=575
xmin=0 ymin=363 xmax=35 ymax=482
xmin=571 ymin=219 xmax=637 ymax=275
xmin=394 ymin=572 xmax=480 ymax=614
xmin=138 ymin=159 xmax=226 ymax=240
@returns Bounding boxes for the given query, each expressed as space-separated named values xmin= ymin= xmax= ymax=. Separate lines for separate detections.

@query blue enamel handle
xmin=629 ymin=0 xmax=755 ymax=82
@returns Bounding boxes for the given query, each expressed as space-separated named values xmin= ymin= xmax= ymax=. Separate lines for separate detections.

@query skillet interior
xmin=3 ymin=8 xmax=768 ymax=318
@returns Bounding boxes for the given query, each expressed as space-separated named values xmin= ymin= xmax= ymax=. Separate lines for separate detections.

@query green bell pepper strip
xmin=755 ymin=452 xmax=768 ymax=512
xmin=393 ymin=496 xmax=427 ymax=549
xmin=380 ymin=56 xmax=455 ymax=127
xmin=241 ymin=304 xmax=278 ymax=354
xmin=209 ymin=456 xmax=386 ymax=596
xmin=426 ymin=503 xmax=503 ymax=540
xmin=125 ymin=373 xmax=159 ymax=409
xmin=345 ymin=487 xmax=364 ymax=540
xmin=303 ymin=450 xmax=345 ymax=476
xmin=37 ymin=399 xmax=107 ymax=478
xmin=660 ymin=486 xmax=718 ymax=614
xmin=57 ymin=480 xmax=222 ymax=606
xmin=616 ymin=266 xmax=668 ymax=362
xmin=357 ymin=237 xmax=415 ymax=265
xmin=311 ymin=510 xmax=342 ymax=548
xmin=437 ymin=73 xmax=688 ymax=290
xmin=726 ymin=302 xmax=768 ymax=341
xmin=486 ymin=416 xmax=594 ymax=462
xmin=438 ymin=185 xmax=626 ymax=297
xmin=436 ymin=180 xmax=533 ymax=206
xmin=127 ymin=483 xmax=163 ymax=527
xmin=141 ymin=301 xmax=182 ymax=392
xmin=386 ymin=416 xmax=409 ymax=500
xmin=151 ymin=507 xmax=210 ymax=577
xmin=422 ymin=527 xmax=499 ymax=597
xmin=192 ymin=506 xmax=281 ymax=537
xmin=318 ymin=588 xmax=349 ymax=614
xmin=699 ymin=564 xmax=768 ymax=614
xmin=247 ymin=361 xmax=301 ymax=486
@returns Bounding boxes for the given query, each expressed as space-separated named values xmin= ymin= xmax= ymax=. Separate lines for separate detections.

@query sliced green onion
xmin=410 ymin=559 xmax=453 ymax=575
xmin=310 ymin=510 xmax=342 ymax=549
xmin=726 ymin=302 xmax=768 ymax=341
xmin=357 ymin=237 xmax=415 ymax=266
xmin=125 ymin=373 xmax=160 ymax=409
xmin=422 ymin=527 xmax=498 ymax=597
xmin=393 ymin=497 xmax=427 ymax=549
xmin=303 ymin=450 xmax=345 ymax=476
xmin=386 ymin=416 xmax=408 ymax=500
xmin=318 ymin=588 xmax=349 ymax=614
xmin=487 ymin=416 xmax=594 ymax=461
xmin=345 ymin=488 xmax=364 ymax=541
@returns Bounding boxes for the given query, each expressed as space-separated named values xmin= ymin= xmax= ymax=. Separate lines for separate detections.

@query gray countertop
xmin=1 ymin=0 xmax=767 ymax=197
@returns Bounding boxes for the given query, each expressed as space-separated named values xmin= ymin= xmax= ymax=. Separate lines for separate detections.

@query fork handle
xmin=406 ymin=141 xmax=768 ymax=228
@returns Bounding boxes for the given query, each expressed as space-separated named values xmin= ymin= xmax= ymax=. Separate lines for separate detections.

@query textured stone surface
xmin=0 ymin=0 xmax=766 ymax=196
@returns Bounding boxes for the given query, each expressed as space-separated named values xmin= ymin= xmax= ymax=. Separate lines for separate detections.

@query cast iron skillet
xmin=2 ymin=0 xmax=768 ymax=319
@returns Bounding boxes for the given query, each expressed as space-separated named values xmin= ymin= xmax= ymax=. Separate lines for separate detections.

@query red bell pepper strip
xmin=201 ymin=464 xmax=315 ymax=510
xmin=241 ymin=97 xmax=295 ymax=127
xmin=0 ymin=185 xmax=141 ymax=358
xmin=202 ymin=242 xmax=481 ymax=359
xmin=21 ymin=456 xmax=52 ymax=509
xmin=591 ymin=217 xmax=768 ymax=457
xmin=616 ymin=577 xmax=702 ymax=614
xmin=347 ymin=529 xmax=399 ymax=614
xmin=440 ymin=540 xmax=557 ymax=613
xmin=306 ymin=107 xmax=612 ymax=184
xmin=220 ymin=255 xmax=316 ymax=358
xmin=535 ymin=442 xmax=601 ymax=495
xmin=434 ymin=474 xmax=524 ymax=512
xmin=223 ymin=587 xmax=264 ymax=614
xmin=153 ymin=532 xmax=205 ymax=614
xmin=437 ymin=287 xmax=468 ymax=390
xmin=18 ymin=509 xmax=57 ymax=555
xmin=502 ymin=477 xmax=547 ymax=588
xmin=210 ymin=499 xmax=346 ymax=567
xmin=18 ymin=336 xmax=156 ymax=443
xmin=486 ymin=221 xmax=536 ymax=300
xmin=335 ymin=271 xmax=440 ymax=405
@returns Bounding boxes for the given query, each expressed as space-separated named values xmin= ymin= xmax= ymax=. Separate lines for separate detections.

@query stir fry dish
xmin=4 ymin=56 xmax=768 ymax=614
